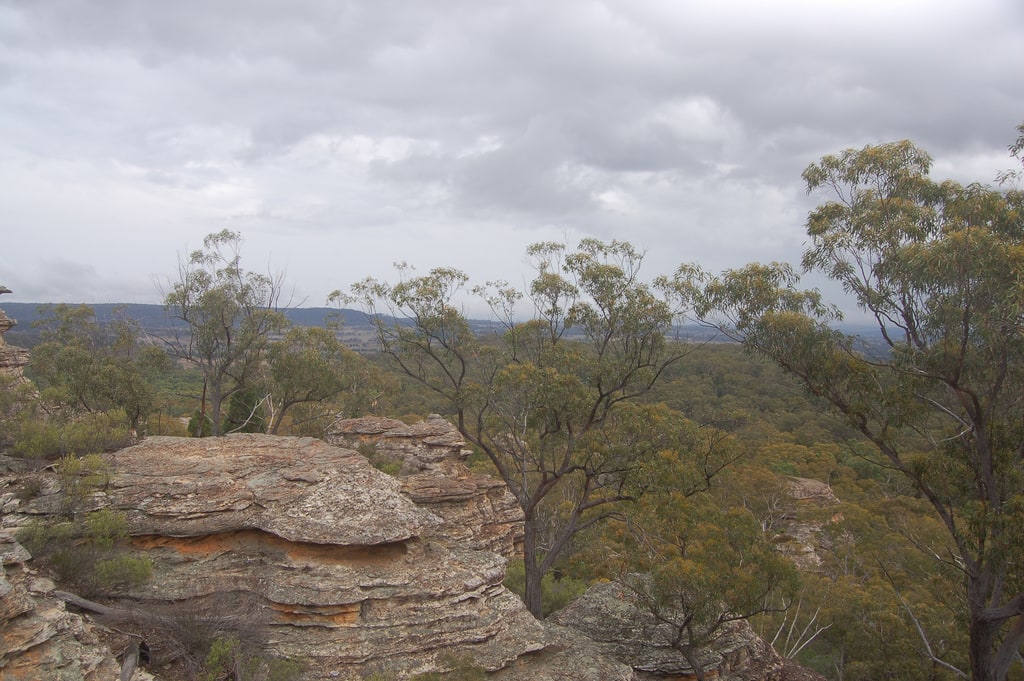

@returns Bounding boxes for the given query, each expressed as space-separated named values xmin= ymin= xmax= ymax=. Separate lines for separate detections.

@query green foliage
xmin=695 ymin=132 xmax=1024 ymax=681
xmin=10 ymin=418 xmax=62 ymax=459
xmin=10 ymin=407 xmax=134 ymax=461
xmin=26 ymin=303 xmax=168 ymax=431
xmin=15 ymin=508 xmax=150 ymax=595
xmin=197 ymin=633 xmax=304 ymax=681
xmin=583 ymin=489 xmax=798 ymax=675
xmin=348 ymin=239 xmax=701 ymax=618
xmin=16 ymin=518 xmax=76 ymax=556
xmin=201 ymin=637 xmax=239 ymax=681
xmin=13 ymin=476 xmax=43 ymax=502
xmin=223 ymin=386 xmax=267 ymax=434
xmin=356 ymin=442 xmax=404 ymax=477
xmin=90 ymin=554 xmax=153 ymax=590
xmin=0 ymin=374 xmax=36 ymax=449
xmin=188 ymin=408 xmax=214 ymax=437
xmin=263 ymin=325 xmax=390 ymax=434
xmin=503 ymin=559 xmax=588 ymax=617
xmin=56 ymin=452 xmax=109 ymax=516
xmin=163 ymin=230 xmax=289 ymax=436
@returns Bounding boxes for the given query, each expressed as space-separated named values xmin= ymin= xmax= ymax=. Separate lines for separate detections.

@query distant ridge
xmin=1 ymin=301 xmax=884 ymax=352
xmin=0 ymin=302 xmax=366 ymax=329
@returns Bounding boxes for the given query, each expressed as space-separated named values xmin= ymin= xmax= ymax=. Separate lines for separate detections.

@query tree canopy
xmin=693 ymin=138 xmax=1024 ymax=681
xmin=162 ymin=230 xmax=289 ymax=436
xmin=345 ymin=238 xmax=709 ymax=617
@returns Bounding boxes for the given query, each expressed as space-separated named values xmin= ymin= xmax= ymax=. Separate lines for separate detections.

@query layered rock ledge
xmin=327 ymin=415 xmax=524 ymax=558
xmin=98 ymin=434 xmax=546 ymax=678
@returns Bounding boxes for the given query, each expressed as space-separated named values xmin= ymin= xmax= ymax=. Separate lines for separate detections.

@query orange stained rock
xmin=130 ymin=529 xmax=408 ymax=565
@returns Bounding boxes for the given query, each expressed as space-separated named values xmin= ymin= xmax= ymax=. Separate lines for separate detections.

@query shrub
xmin=10 ymin=419 xmax=62 ymax=459
xmin=13 ymin=476 xmax=43 ymax=502
xmin=16 ymin=518 xmax=76 ymax=556
xmin=188 ymin=409 xmax=214 ymax=438
xmin=503 ymin=559 xmax=587 ymax=617
xmin=142 ymin=595 xmax=304 ymax=681
xmin=11 ymin=410 xmax=132 ymax=460
xmin=91 ymin=555 xmax=153 ymax=590
xmin=357 ymin=442 xmax=404 ymax=477
xmin=57 ymin=453 xmax=109 ymax=517
xmin=15 ymin=509 xmax=150 ymax=596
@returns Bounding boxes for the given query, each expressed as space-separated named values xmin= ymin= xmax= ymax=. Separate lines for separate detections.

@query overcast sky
xmin=2 ymin=0 xmax=1022 ymax=318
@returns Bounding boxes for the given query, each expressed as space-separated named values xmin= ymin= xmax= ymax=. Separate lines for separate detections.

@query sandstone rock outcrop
xmin=97 ymin=434 xmax=548 ymax=679
xmin=3 ymin=432 xmax=633 ymax=680
xmin=549 ymin=579 xmax=826 ymax=681
xmin=327 ymin=415 xmax=524 ymax=558
xmin=0 ymin=288 xmax=30 ymax=378
xmin=776 ymin=477 xmax=842 ymax=572
xmin=2 ymin=422 xmax=818 ymax=681
xmin=1 ymin=530 xmax=138 ymax=680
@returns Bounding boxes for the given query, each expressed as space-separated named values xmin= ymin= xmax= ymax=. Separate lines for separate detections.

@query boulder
xmin=550 ymin=579 xmax=825 ymax=681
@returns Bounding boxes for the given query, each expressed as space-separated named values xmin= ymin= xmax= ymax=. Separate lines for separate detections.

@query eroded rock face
xmin=776 ymin=477 xmax=842 ymax=572
xmin=327 ymin=415 xmax=525 ymax=558
xmin=0 ymin=531 xmax=130 ymax=681
xmin=0 ymin=290 xmax=30 ymax=379
xmin=3 ymin=430 xmax=636 ymax=680
xmin=95 ymin=434 xmax=547 ymax=678
xmin=550 ymin=580 xmax=825 ymax=681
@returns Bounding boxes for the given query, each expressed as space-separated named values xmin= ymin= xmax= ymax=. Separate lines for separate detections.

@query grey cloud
xmin=1 ymin=0 xmax=1022 ymax=306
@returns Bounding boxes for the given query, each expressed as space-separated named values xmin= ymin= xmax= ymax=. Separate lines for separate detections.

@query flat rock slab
xmin=104 ymin=434 xmax=439 ymax=545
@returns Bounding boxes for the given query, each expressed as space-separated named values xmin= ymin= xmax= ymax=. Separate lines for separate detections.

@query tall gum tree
xmin=692 ymin=138 xmax=1024 ymax=681
xmin=343 ymin=239 xmax=701 ymax=618
xmin=162 ymin=230 xmax=289 ymax=436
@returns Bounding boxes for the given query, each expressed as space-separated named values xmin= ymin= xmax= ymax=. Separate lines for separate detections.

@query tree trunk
xmin=968 ymin=613 xmax=998 ymax=681
xmin=209 ymin=381 xmax=223 ymax=436
xmin=198 ymin=379 xmax=208 ymax=438
xmin=522 ymin=516 xmax=543 ymax=619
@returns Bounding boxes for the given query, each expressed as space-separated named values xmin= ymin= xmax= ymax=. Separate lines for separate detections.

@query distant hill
xmin=0 ymin=302 xmax=367 ymax=329
xmin=0 ymin=303 xmax=373 ymax=348
xmin=2 ymin=301 xmax=884 ymax=354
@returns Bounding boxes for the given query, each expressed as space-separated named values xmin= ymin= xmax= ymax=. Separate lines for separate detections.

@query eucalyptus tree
xmin=163 ymin=230 xmax=289 ymax=436
xmin=29 ymin=303 xmax=168 ymax=432
xmin=343 ymin=239 xmax=700 ymax=617
xmin=263 ymin=325 xmax=385 ymax=435
xmin=693 ymin=139 xmax=1024 ymax=681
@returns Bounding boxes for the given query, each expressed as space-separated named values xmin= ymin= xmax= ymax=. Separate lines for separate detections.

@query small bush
xmin=357 ymin=442 xmax=404 ymax=477
xmin=62 ymin=410 xmax=133 ymax=455
xmin=58 ymin=453 xmax=109 ymax=517
xmin=202 ymin=637 xmax=239 ymax=681
xmin=13 ymin=477 xmax=43 ymax=502
xmin=11 ymin=411 xmax=132 ymax=460
xmin=91 ymin=555 xmax=153 ymax=590
xmin=83 ymin=507 xmax=127 ymax=545
xmin=146 ymin=593 xmax=303 ymax=681
xmin=188 ymin=409 xmax=214 ymax=438
xmin=15 ymin=509 xmax=150 ymax=596
xmin=50 ymin=546 xmax=96 ymax=583
xmin=10 ymin=419 xmax=62 ymax=459
xmin=16 ymin=518 xmax=76 ymax=557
